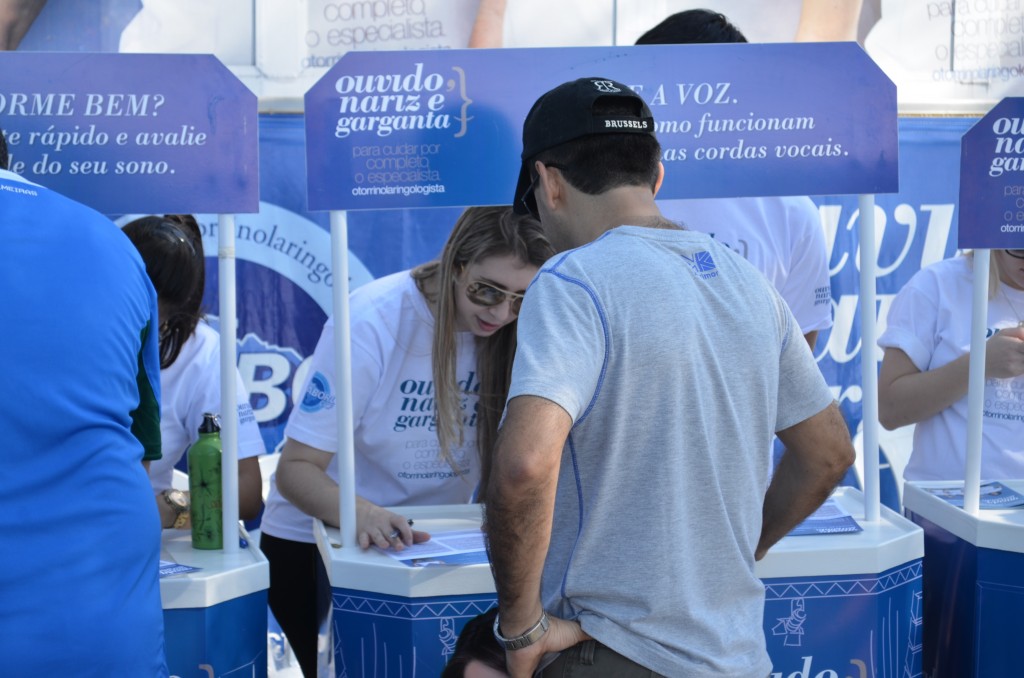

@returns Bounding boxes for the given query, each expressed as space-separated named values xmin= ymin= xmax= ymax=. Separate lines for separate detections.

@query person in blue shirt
xmin=0 ymin=124 xmax=168 ymax=676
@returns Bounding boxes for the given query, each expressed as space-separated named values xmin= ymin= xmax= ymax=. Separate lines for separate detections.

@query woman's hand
xmin=355 ymin=498 xmax=430 ymax=551
xmin=986 ymin=327 xmax=1024 ymax=380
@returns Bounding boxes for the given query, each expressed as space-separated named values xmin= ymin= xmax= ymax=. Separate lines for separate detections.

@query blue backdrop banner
xmin=194 ymin=115 xmax=968 ymax=510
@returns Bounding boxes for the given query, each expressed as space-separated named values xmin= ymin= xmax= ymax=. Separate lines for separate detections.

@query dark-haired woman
xmin=122 ymin=214 xmax=266 ymax=528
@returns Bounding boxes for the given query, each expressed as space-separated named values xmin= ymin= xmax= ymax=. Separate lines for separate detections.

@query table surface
xmin=159 ymin=527 xmax=270 ymax=609
xmin=315 ymin=487 xmax=925 ymax=597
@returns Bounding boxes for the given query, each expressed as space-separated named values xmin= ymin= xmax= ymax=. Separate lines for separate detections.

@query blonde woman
xmin=878 ymin=249 xmax=1024 ymax=481
xmin=259 ymin=206 xmax=552 ymax=677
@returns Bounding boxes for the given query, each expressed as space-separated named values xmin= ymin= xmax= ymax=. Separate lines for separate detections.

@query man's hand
xmin=504 ymin=615 xmax=591 ymax=678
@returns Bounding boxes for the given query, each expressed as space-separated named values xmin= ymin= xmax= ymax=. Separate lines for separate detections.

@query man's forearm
xmin=484 ymin=396 xmax=568 ymax=634
xmin=757 ymin=402 xmax=854 ymax=559
xmin=758 ymin=450 xmax=839 ymax=557
xmin=485 ymin=464 xmax=555 ymax=633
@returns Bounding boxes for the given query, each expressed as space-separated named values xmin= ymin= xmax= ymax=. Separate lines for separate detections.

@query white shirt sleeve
xmin=877 ymin=269 xmax=941 ymax=372
xmin=780 ymin=198 xmax=833 ymax=335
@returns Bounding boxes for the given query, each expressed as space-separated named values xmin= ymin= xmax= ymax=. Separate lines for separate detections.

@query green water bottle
xmin=187 ymin=413 xmax=223 ymax=549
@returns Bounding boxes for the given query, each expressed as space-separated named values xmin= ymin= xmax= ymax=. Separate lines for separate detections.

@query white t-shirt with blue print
xmin=260 ymin=271 xmax=480 ymax=544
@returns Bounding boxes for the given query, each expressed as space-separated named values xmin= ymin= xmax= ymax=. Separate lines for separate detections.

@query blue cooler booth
xmin=317 ymin=489 xmax=923 ymax=677
xmin=160 ymin=528 xmax=270 ymax=678
xmin=903 ymin=480 xmax=1024 ymax=678
xmin=756 ymin=487 xmax=924 ymax=678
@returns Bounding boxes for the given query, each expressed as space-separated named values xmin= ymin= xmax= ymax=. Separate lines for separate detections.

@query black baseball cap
xmin=512 ymin=77 xmax=655 ymax=215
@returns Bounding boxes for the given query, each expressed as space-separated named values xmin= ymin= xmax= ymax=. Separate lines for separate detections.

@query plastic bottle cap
xmin=198 ymin=412 xmax=221 ymax=434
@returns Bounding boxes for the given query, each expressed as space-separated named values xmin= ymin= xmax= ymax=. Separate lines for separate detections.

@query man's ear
xmin=536 ymin=160 xmax=563 ymax=214
xmin=653 ymin=162 xmax=665 ymax=196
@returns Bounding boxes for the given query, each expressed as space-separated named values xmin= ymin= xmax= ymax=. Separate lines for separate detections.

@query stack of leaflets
xmin=375 ymin=529 xmax=489 ymax=567
xmin=787 ymin=497 xmax=863 ymax=536
xmin=924 ymin=481 xmax=1024 ymax=509
xmin=159 ymin=560 xmax=202 ymax=578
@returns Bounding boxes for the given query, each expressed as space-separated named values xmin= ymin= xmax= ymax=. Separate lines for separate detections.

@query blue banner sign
xmin=0 ymin=52 xmax=258 ymax=214
xmin=959 ymin=97 xmax=1024 ymax=249
xmin=305 ymin=43 xmax=898 ymax=211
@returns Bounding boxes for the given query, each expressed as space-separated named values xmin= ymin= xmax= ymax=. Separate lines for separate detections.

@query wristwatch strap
xmin=493 ymin=610 xmax=550 ymax=651
xmin=172 ymin=510 xmax=191 ymax=530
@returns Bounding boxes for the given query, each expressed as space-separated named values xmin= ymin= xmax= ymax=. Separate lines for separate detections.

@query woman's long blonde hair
xmin=411 ymin=206 xmax=553 ymax=493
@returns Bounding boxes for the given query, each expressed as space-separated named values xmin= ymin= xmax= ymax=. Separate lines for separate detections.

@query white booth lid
xmin=316 ymin=504 xmax=495 ymax=598
xmin=159 ymin=527 xmax=269 ymax=609
xmin=754 ymin=486 xmax=924 ymax=579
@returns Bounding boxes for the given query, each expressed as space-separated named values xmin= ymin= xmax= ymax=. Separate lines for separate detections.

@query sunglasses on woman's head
xmin=465 ymin=281 xmax=525 ymax=314
xmin=1006 ymin=249 xmax=1024 ymax=260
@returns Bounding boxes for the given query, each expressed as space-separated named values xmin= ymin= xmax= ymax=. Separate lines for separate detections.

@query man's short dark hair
xmin=635 ymin=9 xmax=748 ymax=45
xmin=0 ymin=126 xmax=9 ymax=171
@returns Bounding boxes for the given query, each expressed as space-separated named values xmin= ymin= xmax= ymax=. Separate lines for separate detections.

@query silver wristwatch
xmin=162 ymin=488 xmax=191 ymax=529
xmin=493 ymin=611 xmax=550 ymax=651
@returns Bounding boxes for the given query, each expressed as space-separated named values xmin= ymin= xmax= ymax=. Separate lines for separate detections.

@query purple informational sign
xmin=959 ymin=97 xmax=1024 ymax=249
xmin=305 ymin=43 xmax=898 ymax=211
xmin=0 ymin=52 xmax=258 ymax=214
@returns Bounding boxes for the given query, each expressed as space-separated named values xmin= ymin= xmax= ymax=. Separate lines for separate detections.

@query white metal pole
xmin=218 ymin=213 xmax=240 ymax=553
xmin=611 ymin=0 xmax=618 ymax=46
xmin=963 ymin=249 xmax=990 ymax=515
xmin=330 ymin=210 xmax=357 ymax=548
xmin=858 ymin=195 xmax=880 ymax=522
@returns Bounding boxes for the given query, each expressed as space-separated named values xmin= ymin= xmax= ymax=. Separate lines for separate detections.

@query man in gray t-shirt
xmin=483 ymin=78 xmax=855 ymax=678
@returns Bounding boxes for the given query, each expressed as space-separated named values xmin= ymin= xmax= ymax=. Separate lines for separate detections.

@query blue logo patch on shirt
xmin=300 ymin=371 xmax=336 ymax=413
xmin=681 ymin=250 xmax=719 ymax=279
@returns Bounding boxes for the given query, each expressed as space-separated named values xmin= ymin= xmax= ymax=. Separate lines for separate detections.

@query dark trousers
xmin=543 ymin=641 xmax=772 ymax=678
xmin=260 ymin=533 xmax=331 ymax=678
xmin=541 ymin=640 xmax=666 ymax=677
